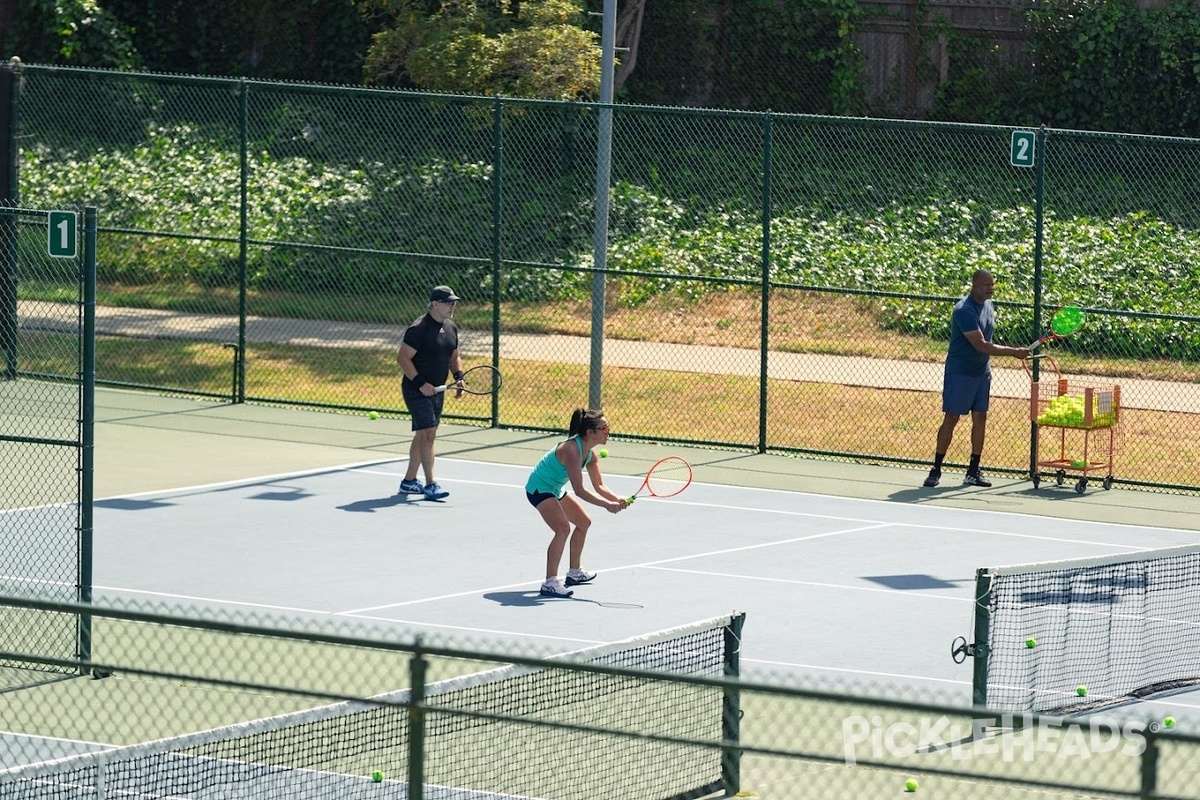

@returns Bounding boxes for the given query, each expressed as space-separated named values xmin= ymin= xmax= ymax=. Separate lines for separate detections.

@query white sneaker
xmin=539 ymin=579 xmax=573 ymax=598
xmin=565 ymin=569 xmax=596 ymax=587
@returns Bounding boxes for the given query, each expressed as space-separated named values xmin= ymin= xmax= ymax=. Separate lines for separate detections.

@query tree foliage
xmin=102 ymin=0 xmax=373 ymax=83
xmin=360 ymin=0 xmax=601 ymax=100
xmin=1023 ymin=0 xmax=1200 ymax=136
xmin=8 ymin=0 xmax=1200 ymax=136
xmin=616 ymin=0 xmax=864 ymax=115
xmin=1 ymin=0 xmax=138 ymax=68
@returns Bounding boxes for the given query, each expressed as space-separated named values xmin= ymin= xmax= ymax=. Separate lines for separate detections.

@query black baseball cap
xmin=430 ymin=285 xmax=461 ymax=302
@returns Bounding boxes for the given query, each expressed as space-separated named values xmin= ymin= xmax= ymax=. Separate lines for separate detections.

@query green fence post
xmin=491 ymin=98 xmax=503 ymax=427
xmin=758 ymin=112 xmax=773 ymax=454
xmin=721 ymin=612 xmax=745 ymax=795
xmin=408 ymin=641 xmax=428 ymax=800
xmin=0 ymin=60 xmax=18 ymax=380
xmin=1140 ymin=725 xmax=1159 ymax=798
xmin=78 ymin=206 xmax=97 ymax=668
xmin=971 ymin=568 xmax=993 ymax=708
xmin=236 ymin=79 xmax=249 ymax=404
xmin=1029 ymin=125 xmax=1047 ymax=481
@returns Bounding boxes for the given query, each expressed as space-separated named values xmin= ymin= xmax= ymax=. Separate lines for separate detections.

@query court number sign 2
xmin=1010 ymin=131 xmax=1036 ymax=168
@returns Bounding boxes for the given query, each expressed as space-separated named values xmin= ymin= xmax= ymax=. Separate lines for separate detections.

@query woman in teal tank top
xmin=525 ymin=408 xmax=627 ymax=597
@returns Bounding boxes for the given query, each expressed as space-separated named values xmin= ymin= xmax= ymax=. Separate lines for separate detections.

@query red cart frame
xmin=1027 ymin=357 xmax=1122 ymax=493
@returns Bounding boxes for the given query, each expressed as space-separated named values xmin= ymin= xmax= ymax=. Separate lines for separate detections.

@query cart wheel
xmin=1056 ymin=470 xmax=1066 ymax=486
xmin=1032 ymin=473 xmax=1041 ymax=488
xmin=1103 ymin=475 xmax=1113 ymax=491
xmin=1075 ymin=478 xmax=1088 ymax=494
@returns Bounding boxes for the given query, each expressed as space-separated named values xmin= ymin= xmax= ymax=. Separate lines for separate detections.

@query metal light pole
xmin=588 ymin=0 xmax=616 ymax=409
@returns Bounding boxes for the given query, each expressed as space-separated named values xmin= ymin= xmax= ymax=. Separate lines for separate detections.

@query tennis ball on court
xmin=904 ymin=778 xmax=919 ymax=792
xmin=368 ymin=411 xmax=379 ymax=420
xmin=1164 ymin=716 xmax=1176 ymax=729
xmin=599 ymin=448 xmax=608 ymax=458
xmin=1025 ymin=638 xmax=1037 ymax=648
xmin=372 ymin=770 xmax=384 ymax=782
xmin=1077 ymin=685 xmax=1088 ymax=697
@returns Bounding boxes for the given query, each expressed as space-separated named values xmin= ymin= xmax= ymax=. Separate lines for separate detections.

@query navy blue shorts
xmin=402 ymin=389 xmax=445 ymax=431
xmin=526 ymin=490 xmax=561 ymax=508
xmin=942 ymin=369 xmax=991 ymax=415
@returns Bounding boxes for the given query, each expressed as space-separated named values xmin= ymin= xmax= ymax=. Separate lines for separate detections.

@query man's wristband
xmin=453 ymin=370 xmax=465 ymax=381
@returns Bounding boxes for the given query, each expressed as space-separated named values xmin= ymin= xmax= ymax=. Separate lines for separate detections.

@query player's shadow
xmin=337 ymin=494 xmax=417 ymax=513
xmin=889 ymin=485 xmax=974 ymax=502
xmin=483 ymin=591 xmax=643 ymax=609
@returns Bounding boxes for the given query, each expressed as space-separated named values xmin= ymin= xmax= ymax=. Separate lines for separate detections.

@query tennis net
xmin=969 ymin=544 xmax=1200 ymax=714
xmin=0 ymin=612 xmax=744 ymax=799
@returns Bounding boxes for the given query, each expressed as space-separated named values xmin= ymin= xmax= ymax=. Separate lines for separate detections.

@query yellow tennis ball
xmin=599 ymin=448 xmax=608 ymax=458
xmin=904 ymin=778 xmax=918 ymax=792
xmin=372 ymin=770 xmax=384 ymax=782
xmin=1164 ymin=716 xmax=1176 ymax=729
xmin=1077 ymin=685 xmax=1088 ymax=697
xmin=368 ymin=411 xmax=379 ymax=420
xmin=1025 ymin=638 xmax=1037 ymax=648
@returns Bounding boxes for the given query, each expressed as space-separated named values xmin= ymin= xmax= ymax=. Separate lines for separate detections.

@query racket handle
xmin=626 ymin=495 xmax=635 ymax=504
xmin=434 ymin=384 xmax=448 ymax=393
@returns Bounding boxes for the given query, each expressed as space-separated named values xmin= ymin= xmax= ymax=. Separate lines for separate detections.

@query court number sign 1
xmin=1010 ymin=131 xmax=1036 ymax=168
xmin=48 ymin=210 xmax=78 ymax=258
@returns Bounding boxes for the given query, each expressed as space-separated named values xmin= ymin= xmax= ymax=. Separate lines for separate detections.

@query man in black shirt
xmin=397 ymin=285 xmax=465 ymax=501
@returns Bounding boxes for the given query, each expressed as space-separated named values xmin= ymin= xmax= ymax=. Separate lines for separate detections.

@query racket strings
xmin=1049 ymin=306 xmax=1085 ymax=336
xmin=460 ymin=365 xmax=502 ymax=394
xmin=645 ymin=459 xmax=692 ymax=497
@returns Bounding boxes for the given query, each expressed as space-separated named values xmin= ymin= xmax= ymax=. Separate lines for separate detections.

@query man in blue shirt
xmin=924 ymin=270 xmax=1030 ymax=488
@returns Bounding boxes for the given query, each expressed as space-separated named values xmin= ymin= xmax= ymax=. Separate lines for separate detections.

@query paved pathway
xmin=19 ymin=300 xmax=1199 ymax=412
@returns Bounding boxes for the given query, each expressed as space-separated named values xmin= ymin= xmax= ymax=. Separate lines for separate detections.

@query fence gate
xmin=0 ymin=204 xmax=96 ymax=678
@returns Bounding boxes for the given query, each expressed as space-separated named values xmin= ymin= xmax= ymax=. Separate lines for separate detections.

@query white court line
xmin=342 ymin=523 xmax=891 ymax=614
xmin=98 ymin=453 xmax=1192 ymax=541
xmin=90 ymin=585 xmax=605 ymax=648
xmin=648 ymin=566 xmax=974 ymax=603
xmin=95 ymin=454 xmax=1189 ymax=547
xmin=743 ymin=659 xmax=972 ymax=688
xmin=355 ymin=469 xmax=1158 ymax=552
xmin=356 ymin=456 xmax=1196 ymax=533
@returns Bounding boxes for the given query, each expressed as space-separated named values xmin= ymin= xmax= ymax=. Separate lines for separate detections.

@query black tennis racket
xmin=435 ymin=364 xmax=503 ymax=396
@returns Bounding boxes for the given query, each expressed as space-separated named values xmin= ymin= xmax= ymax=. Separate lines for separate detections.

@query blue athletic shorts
xmin=942 ymin=369 xmax=991 ymax=415
xmin=526 ymin=490 xmax=561 ymax=508
xmin=402 ymin=389 xmax=445 ymax=431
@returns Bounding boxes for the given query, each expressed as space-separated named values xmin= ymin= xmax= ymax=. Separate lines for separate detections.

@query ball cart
xmin=1027 ymin=356 xmax=1122 ymax=493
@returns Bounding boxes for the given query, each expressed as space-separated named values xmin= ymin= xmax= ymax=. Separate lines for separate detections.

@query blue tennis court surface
xmin=87 ymin=455 xmax=1200 ymax=710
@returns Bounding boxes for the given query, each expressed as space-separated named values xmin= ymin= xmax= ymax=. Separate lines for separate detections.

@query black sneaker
xmin=923 ymin=470 xmax=941 ymax=487
xmin=963 ymin=472 xmax=992 ymax=488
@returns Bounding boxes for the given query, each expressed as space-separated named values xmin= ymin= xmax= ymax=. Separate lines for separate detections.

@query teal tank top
xmin=525 ymin=436 xmax=592 ymax=498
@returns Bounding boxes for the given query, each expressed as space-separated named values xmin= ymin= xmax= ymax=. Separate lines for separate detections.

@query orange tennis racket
xmin=627 ymin=456 xmax=693 ymax=503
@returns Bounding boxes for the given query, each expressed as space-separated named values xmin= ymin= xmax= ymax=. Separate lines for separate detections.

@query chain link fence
xmin=1 ymin=595 xmax=1200 ymax=799
xmin=11 ymin=65 xmax=1200 ymax=491
xmin=0 ymin=205 xmax=94 ymax=683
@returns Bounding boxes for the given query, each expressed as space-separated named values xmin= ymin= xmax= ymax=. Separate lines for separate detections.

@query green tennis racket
xmin=1029 ymin=305 xmax=1085 ymax=350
